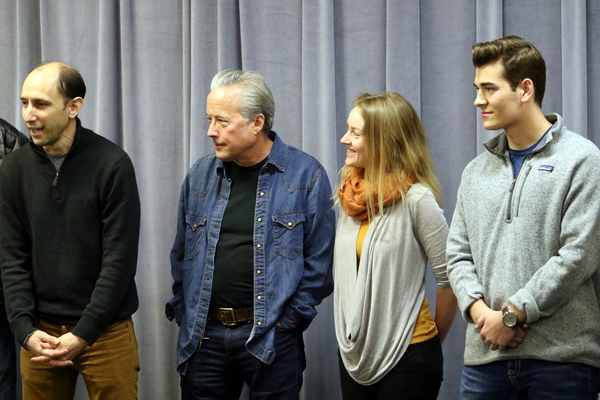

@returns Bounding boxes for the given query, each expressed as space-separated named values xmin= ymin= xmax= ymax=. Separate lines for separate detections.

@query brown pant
xmin=20 ymin=318 xmax=140 ymax=400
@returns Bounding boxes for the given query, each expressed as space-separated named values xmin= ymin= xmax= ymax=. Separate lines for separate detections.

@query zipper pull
xmin=52 ymin=173 xmax=59 ymax=187
xmin=505 ymin=178 xmax=516 ymax=222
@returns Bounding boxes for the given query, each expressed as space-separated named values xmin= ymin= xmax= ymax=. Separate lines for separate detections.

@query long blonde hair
xmin=340 ymin=92 xmax=442 ymax=219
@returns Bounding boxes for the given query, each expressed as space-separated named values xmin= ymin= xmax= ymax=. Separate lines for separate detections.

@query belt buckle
xmin=219 ymin=308 xmax=237 ymax=326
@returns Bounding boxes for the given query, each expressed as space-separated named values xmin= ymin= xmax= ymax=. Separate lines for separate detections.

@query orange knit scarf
xmin=338 ymin=169 xmax=411 ymax=221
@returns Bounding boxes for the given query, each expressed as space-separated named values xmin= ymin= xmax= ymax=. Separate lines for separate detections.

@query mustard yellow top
xmin=357 ymin=220 xmax=438 ymax=344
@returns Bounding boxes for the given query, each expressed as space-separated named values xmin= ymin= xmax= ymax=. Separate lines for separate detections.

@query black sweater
xmin=0 ymin=119 xmax=140 ymax=346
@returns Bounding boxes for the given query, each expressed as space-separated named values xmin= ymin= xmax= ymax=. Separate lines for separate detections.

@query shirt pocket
xmin=272 ymin=212 xmax=305 ymax=259
xmin=185 ymin=213 xmax=207 ymax=260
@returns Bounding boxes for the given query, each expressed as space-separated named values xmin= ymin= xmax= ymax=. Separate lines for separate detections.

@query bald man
xmin=0 ymin=62 xmax=141 ymax=399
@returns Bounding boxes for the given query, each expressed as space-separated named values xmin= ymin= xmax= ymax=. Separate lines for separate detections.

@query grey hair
xmin=210 ymin=69 xmax=275 ymax=133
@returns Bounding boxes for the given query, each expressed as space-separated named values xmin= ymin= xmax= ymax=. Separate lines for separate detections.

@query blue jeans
xmin=0 ymin=315 xmax=16 ymax=400
xmin=461 ymin=359 xmax=600 ymax=399
xmin=181 ymin=319 xmax=306 ymax=400
xmin=338 ymin=336 xmax=443 ymax=400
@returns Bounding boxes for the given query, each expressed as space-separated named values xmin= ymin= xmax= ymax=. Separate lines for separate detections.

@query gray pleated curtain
xmin=1 ymin=1 xmax=599 ymax=399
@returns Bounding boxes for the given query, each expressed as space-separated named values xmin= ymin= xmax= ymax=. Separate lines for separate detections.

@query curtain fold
xmin=0 ymin=1 xmax=597 ymax=398
xmin=561 ymin=0 xmax=588 ymax=137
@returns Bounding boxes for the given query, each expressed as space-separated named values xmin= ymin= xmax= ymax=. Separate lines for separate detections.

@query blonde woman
xmin=334 ymin=92 xmax=457 ymax=399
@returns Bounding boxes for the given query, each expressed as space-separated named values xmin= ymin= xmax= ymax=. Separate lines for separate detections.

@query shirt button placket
xmin=255 ymin=190 xmax=266 ymax=328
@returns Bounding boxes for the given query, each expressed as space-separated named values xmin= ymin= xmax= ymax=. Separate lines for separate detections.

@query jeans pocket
xmin=275 ymin=324 xmax=295 ymax=333
xmin=184 ymin=213 xmax=207 ymax=260
xmin=272 ymin=212 xmax=305 ymax=259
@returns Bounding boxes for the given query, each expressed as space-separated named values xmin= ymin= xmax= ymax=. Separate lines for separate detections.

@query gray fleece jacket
xmin=447 ymin=114 xmax=600 ymax=368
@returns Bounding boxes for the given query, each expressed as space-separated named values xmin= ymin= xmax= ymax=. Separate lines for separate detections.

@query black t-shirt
xmin=211 ymin=158 xmax=266 ymax=308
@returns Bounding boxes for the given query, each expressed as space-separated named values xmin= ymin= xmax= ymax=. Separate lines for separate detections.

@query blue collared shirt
xmin=166 ymin=131 xmax=335 ymax=374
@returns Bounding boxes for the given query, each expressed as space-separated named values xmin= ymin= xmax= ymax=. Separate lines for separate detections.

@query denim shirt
xmin=166 ymin=131 xmax=335 ymax=374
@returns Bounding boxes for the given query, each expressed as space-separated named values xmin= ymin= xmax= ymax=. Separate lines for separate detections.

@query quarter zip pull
xmin=52 ymin=172 xmax=59 ymax=187
xmin=505 ymin=178 xmax=516 ymax=222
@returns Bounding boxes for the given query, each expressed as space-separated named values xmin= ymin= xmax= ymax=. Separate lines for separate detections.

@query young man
xmin=0 ymin=62 xmax=141 ymax=399
xmin=447 ymin=36 xmax=600 ymax=399
xmin=0 ymin=119 xmax=28 ymax=400
xmin=167 ymin=69 xmax=335 ymax=399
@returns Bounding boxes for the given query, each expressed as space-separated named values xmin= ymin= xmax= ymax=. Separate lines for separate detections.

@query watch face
xmin=503 ymin=310 xmax=518 ymax=328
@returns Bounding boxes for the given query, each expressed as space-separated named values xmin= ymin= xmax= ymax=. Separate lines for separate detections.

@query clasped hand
xmin=475 ymin=309 xmax=527 ymax=351
xmin=26 ymin=330 xmax=88 ymax=367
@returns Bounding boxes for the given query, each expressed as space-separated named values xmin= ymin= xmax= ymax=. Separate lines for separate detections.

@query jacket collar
xmin=484 ymin=113 xmax=561 ymax=157
xmin=29 ymin=117 xmax=89 ymax=157
xmin=216 ymin=130 xmax=287 ymax=172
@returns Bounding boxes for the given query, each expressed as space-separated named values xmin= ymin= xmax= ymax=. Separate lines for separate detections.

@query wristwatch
xmin=502 ymin=306 xmax=521 ymax=329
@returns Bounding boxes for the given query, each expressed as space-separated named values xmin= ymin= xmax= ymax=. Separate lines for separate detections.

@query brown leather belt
xmin=208 ymin=306 xmax=254 ymax=326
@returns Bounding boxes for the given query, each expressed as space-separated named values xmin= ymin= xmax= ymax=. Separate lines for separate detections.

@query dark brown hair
xmin=472 ymin=35 xmax=546 ymax=106
xmin=37 ymin=62 xmax=86 ymax=104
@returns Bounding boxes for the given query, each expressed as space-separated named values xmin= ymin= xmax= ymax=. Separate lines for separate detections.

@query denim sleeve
xmin=166 ymin=176 xmax=189 ymax=326
xmin=278 ymin=167 xmax=335 ymax=330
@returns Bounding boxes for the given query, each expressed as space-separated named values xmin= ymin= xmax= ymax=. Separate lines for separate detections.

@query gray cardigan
xmin=334 ymin=183 xmax=450 ymax=384
xmin=447 ymin=114 xmax=600 ymax=368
